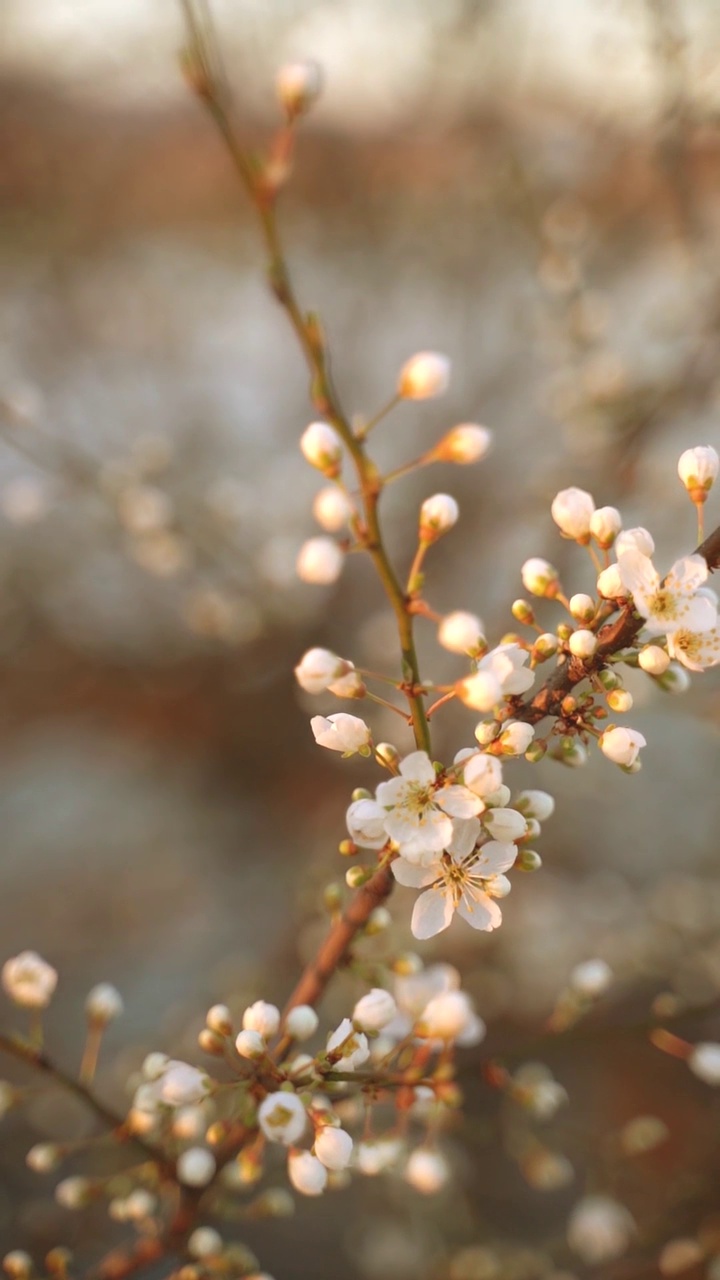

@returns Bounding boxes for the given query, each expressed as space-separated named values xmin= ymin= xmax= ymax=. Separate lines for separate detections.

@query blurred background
xmin=1 ymin=1 xmax=720 ymax=1276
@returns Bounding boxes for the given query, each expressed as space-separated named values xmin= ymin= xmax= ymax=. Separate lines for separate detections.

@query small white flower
xmin=589 ymin=506 xmax=622 ymax=547
xmin=551 ymin=487 xmax=595 ymax=540
xmin=458 ymin=644 xmax=534 ymax=710
xmin=85 ymin=983 xmax=124 ymax=1026
xmin=417 ymin=990 xmax=484 ymax=1042
xmin=258 ymin=1091 xmax=307 ymax=1145
xmin=405 ymin=1147 xmax=450 ymax=1194
xmin=55 ymin=1175 xmax=91 ymax=1209
xmin=433 ymin=423 xmax=492 ymax=464
xmin=515 ymin=790 xmax=555 ymax=822
xmin=284 ymin=1005 xmax=319 ymax=1041
xmin=567 ymin=1195 xmax=635 ymax=1264
xmin=188 ymin=1228 xmax=223 ymax=1259
xmin=638 ymin=645 xmax=670 ymax=675
xmin=375 ymin=750 xmax=482 ymax=865
xmin=568 ymin=629 xmax=597 ymax=659
xmin=2 ymin=951 xmax=57 ymax=1009
xmin=276 ymin=60 xmax=323 ymax=118
xmin=570 ymin=958 xmax=612 ymax=996
xmin=294 ymin=648 xmax=352 ymax=694
xmin=26 ymin=1143 xmax=60 ymax=1174
xmin=618 ymin=551 xmax=716 ymax=635
xmin=688 ymin=1042 xmax=720 ymax=1085
xmin=353 ymin=988 xmax=397 ymax=1031
xmin=599 ymin=726 xmax=646 ymax=767
xmin=392 ymin=830 xmax=515 ymax=940
xmin=437 ymin=610 xmax=485 ymax=654
xmin=397 ymin=352 xmax=450 ymax=400
xmin=288 ymin=1150 xmax=328 ymax=1196
xmin=677 ymin=445 xmax=719 ymax=498
xmin=667 ymin=622 xmax=720 ymax=672
xmin=176 ymin=1148 xmax=216 ymax=1187
xmin=597 ymin=564 xmax=626 ymax=599
xmin=326 ymin=1018 xmax=370 ymax=1069
xmin=242 ymin=1001 xmax=280 ymax=1040
xmin=497 ymin=721 xmax=535 ymax=755
xmin=419 ymin=493 xmax=459 ymax=540
xmin=456 ymin=669 xmax=502 ymax=712
xmin=615 ymin=527 xmax=654 ymax=558
xmin=312 ymin=485 xmax=353 ymax=531
xmin=521 ymin=558 xmax=559 ymax=597
xmin=311 ymin=713 xmax=371 ymax=755
xmin=299 ymin=422 xmax=342 ymax=474
xmin=314 ymin=1126 xmax=353 ymax=1170
xmin=296 ymin=537 xmax=344 ymax=585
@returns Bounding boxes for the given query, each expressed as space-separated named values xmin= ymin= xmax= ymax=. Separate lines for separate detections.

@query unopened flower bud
xmin=345 ymin=865 xmax=372 ymax=889
xmin=2 ymin=951 xmax=57 ymax=1009
xmin=375 ymin=742 xmax=399 ymax=769
xmin=188 ymin=1228 xmax=223 ymax=1260
xmin=235 ymin=1029 xmax=265 ymax=1060
xmin=438 ymin=610 xmax=484 ymax=654
xmin=198 ymin=1028 xmax=225 ymax=1056
xmin=276 ymin=60 xmax=322 ymax=119
xmin=311 ymin=713 xmax=371 ymax=755
xmin=299 ymin=422 xmax=342 ymax=477
xmin=688 ymin=1042 xmax=720 ymax=1085
xmin=517 ymin=849 xmax=543 ymax=871
xmin=551 ymin=487 xmax=595 ymax=540
xmin=521 ymin=558 xmax=560 ymax=597
xmin=284 ymin=1005 xmax=319 ymax=1041
xmin=55 ymin=1176 xmax=91 ymax=1210
xmin=677 ymin=445 xmax=719 ymax=502
xmin=85 ymin=983 xmax=123 ymax=1026
xmin=497 ymin=721 xmax=535 ymax=756
xmin=206 ymin=1004 xmax=232 ymax=1036
xmin=353 ymin=988 xmax=397 ymax=1031
xmin=177 ymin=1148 xmax=216 ymax=1187
xmin=569 ymin=593 xmax=595 ymax=622
xmin=511 ymin=599 xmax=535 ymax=625
xmin=596 ymin=564 xmax=625 ymax=599
xmin=26 ymin=1143 xmax=61 ymax=1174
xmin=615 ymin=526 xmax=654 ymax=557
xmin=312 ymin=486 xmax=353 ymax=531
xmin=397 ymin=352 xmax=450 ymax=401
xmin=515 ymin=789 xmax=555 ymax=821
xmin=638 ymin=645 xmax=669 ymax=676
xmin=294 ymin=648 xmax=352 ymax=694
xmin=405 ymin=1147 xmax=450 ymax=1194
xmin=524 ymin=740 xmax=547 ymax=762
xmin=419 ymin=493 xmax=459 ymax=542
xmin=606 ymin=688 xmax=633 ymax=712
xmin=296 ymin=537 xmax=343 ymax=585
xmin=243 ymin=1001 xmax=280 ymax=1039
xmin=314 ymin=1126 xmax=353 ymax=1171
xmin=532 ymin=633 xmax=559 ymax=661
xmin=657 ymin=662 xmax=691 ymax=694
xmin=599 ymin=726 xmax=646 ymax=766
xmin=432 ymin=423 xmax=492 ymax=463
xmin=589 ymin=506 xmax=622 ymax=548
xmin=568 ymin=629 xmax=597 ymax=659
xmin=288 ymin=1150 xmax=327 ymax=1196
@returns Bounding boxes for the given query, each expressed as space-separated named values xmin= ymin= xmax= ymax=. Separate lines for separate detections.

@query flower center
xmin=649 ymin=589 xmax=679 ymax=621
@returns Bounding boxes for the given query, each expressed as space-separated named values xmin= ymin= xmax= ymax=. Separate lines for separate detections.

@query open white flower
xmin=480 ymin=643 xmax=535 ymax=696
xmin=258 ymin=1091 xmax=307 ymax=1145
xmin=617 ymin=551 xmax=715 ymax=635
xmin=666 ymin=622 xmax=720 ymax=672
xmin=392 ymin=824 xmax=516 ymax=939
xmin=311 ymin=713 xmax=371 ymax=755
xmin=2 ymin=952 xmax=58 ymax=1009
xmin=374 ymin=751 xmax=483 ymax=865
xmin=326 ymin=1018 xmax=370 ymax=1069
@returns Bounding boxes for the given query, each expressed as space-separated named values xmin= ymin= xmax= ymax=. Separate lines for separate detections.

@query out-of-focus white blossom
xmin=615 ymin=527 xmax=655 ymax=558
xmin=551 ymin=487 xmax=595 ymax=540
xmin=567 ymin=1195 xmax=635 ymax=1264
xmin=599 ymin=727 xmax=646 ymax=767
xmin=276 ymin=60 xmax=323 ymax=118
xmin=352 ymin=989 xmax=397 ymax=1031
xmin=405 ymin=1147 xmax=450 ymax=1194
xmin=285 ymin=1005 xmax=319 ymax=1041
xmin=437 ymin=610 xmax=485 ymax=654
xmin=258 ymin=1092 xmax=307 ymax=1145
xmin=658 ymin=1239 xmax=705 ymax=1276
xmin=188 ymin=1228 xmax=223 ymax=1259
xmin=688 ymin=1042 xmax=720 ymax=1085
xmin=2 ymin=952 xmax=58 ymax=1009
xmin=294 ymin=648 xmax=353 ymax=694
xmin=677 ymin=445 xmax=718 ymax=499
xmin=570 ymin=958 xmax=612 ymax=996
xmin=521 ymin=558 xmax=560 ymax=597
xmin=177 ymin=1148 xmax=216 ymax=1187
xmin=433 ymin=423 xmax=492 ymax=464
xmin=85 ymin=983 xmax=124 ymax=1026
xmin=55 ymin=1176 xmax=91 ymax=1209
xmin=2 ymin=1253 xmax=33 ymax=1279
xmin=419 ymin=493 xmax=459 ymax=540
xmin=296 ymin=537 xmax=344 ymax=585
xmin=242 ymin=1001 xmax=280 ymax=1040
xmin=299 ymin=422 xmax=342 ymax=475
xmin=458 ymin=644 xmax=534 ymax=712
xmin=418 ymin=990 xmax=484 ymax=1042
xmin=311 ymin=713 xmax=371 ymax=755
xmin=356 ymin=1136 xmax=404 ymax=1175
xmin=397 ymin=352 xmax=451 ymax=400
xmin=26 ymin=1143 xmax=60 ymax=1174
xmin=589 ymin=506 xmax=622 ymax=547
xmin=312 ymin=486 xmax=353 ymax=531
xmin=288 ymin=1150 xmax=328 ymax=1196
xmin=314 ymin=1126 xmax=353 ymax=1170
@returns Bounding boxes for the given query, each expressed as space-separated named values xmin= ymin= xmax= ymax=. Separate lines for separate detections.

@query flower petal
xmin=435 ymin=785 xmax=484 ymax=819
xmin=411 ymin=888 xmax=455 ymax=940
xmin=398 ymin=751 xmax=436 ymax=784
xmin=446 ymin=817 xmax=481 ymax=858
xmin=457 ymin=891 xmax=502 ymax=931
xmin=392 ymin=859 xmax=439 ymax=888
xmin=476 ymin=840 xmax=517 ymax=876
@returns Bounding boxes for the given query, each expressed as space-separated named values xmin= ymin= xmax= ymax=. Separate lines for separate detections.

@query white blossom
xmin=345 ymin=796 xmax=388 ymax=850
xmin=677 ymin=445 xmax=719 ymax=498
xmin=405 ymin=1147 xmax=450 ymax=1194
xmin=570 ymin=958 xmax=612 ymax=996
xmin=276 ymin=60 xmax=322 ymax=117
xmin=589 ymin=506 xmax=622 ymax=547
xmin=85 ymin=983 xmax=124 ymax=1026
xmin=397 ymin=352 xmax=450 ymax=400
xmin=314 ymin=1126 xmax=353 ymax=1170
xmin=2 ymin=951 xmax=58 ymax=1009
xmin=352 ymin=989 xmax=397 ymax=1031
xmin=157 ymin=1062 xmax=209 ymax=1108
xmin=615 ymin=527 xmax=655 ymax=558
xmin=288 ymin=1150 xmax=328 ymax=1196
xmin=296 ymin=537 xmax=344 ymax=585
xmin=235 ymin=1029 xmax=265 ymax=1060
xmin=434 ymin=423 xmax=492 ymax=464
xmin=688 ymin=1042 xmax=720 ymax=1085
xmin=356 ymin=1136 xmax=404 ymax=1175
xmin=26 ymin=1143 xmax=60 ymax=1173
xmin=299 ymin=422 xmax=342 ymax=474
xmin=326 ymin=1018 xmax=370 ymax=1069
xmin=521 ymin=558 xmax=560 ymax=597
xmin=437 ymin=610 xmax=485 ymax=654
xmin=599 ymin=726 xmax=646 ymax=767
xmin=294 ymin=648 xmax=352 ymax=694
xmin=618 ymin=551 xmax=715 ymax=635
xmin=312 ymin=485 xmax=353 ymax=531
xmin=55 ymin=1176 xmax=91 ymax=1209
xmin=569 ymin=593 xmax=595 ymax=621
xmin=419 ymin=493 xmax=459 ymax=539
xmin=667 ymin=622 xmax=720 ymax=672
xmin=392 ymin=829 xmax=515 ymax=939
xmin=567 ymin=1195 xmax=635 ymax=1264
xmin=638 ymin=645 xmax=670 ymax=675
xmin=551 ymin=487 xmax=595 ymax=539
xmin=311 ymin=713 xmax=371 ymax=754
xmin=597 ymin=564 xmax=626 ymax=599
xmin=568 ymin=629 xmax=597 ymax=659
xmin=242 ymin=1001 xmax=280 ymax=1039
xmin=188 ymin=1228 xmax=223 ymax=1259
xmin=177 ymin=1148 xmax=216 ymax=1187
xmin=258 ymin=1091 xmax=307 ymax=1145
xmin=458 ymin=644 xmax=534 ymax=710
xmin=497 ymin=721 xmax=535 ymax=755
xmin=372 ymin=750 xmax=483 ymax=865
xmin=285 ymin=1005 xmax=319 ymax=1041
xmin=456 ymin=669 xmax=502 ymax=712
xmin=206 ymin=1004 xmax=232 ymax=1036
xmin=418 ymin=990 xmax=485 ymax=1042
xmin=462 ymin=752 xmax=503 ymax=799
